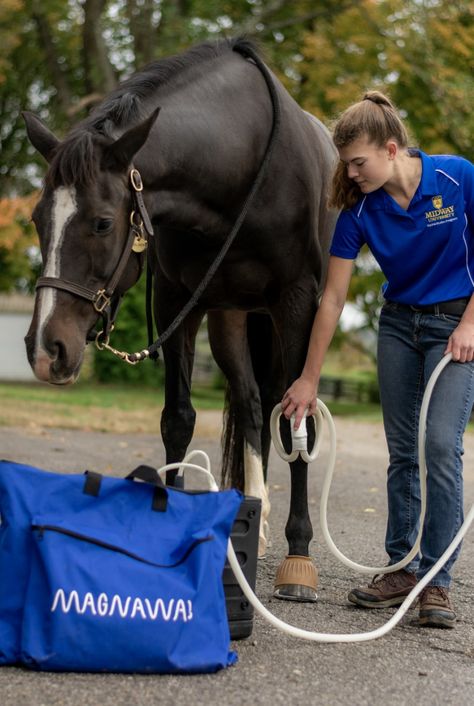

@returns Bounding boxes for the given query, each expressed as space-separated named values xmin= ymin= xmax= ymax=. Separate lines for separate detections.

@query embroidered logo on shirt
xmin=425 ymin=198 xmax=457 ymax=227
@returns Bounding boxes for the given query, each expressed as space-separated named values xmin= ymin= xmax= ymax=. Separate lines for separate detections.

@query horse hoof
xmin=273 ymin=555 xmax=318 ymax=602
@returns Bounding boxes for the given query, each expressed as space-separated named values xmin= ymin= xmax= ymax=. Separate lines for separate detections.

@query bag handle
xmin=83 ymin=453 xmax=216 ymax=511
xmin=126 ymin=464 xmax=162 ymax=485
xmin=83 ymin=465 xmax=168 ymax=512
xmin=125 ymin=465 xmax=168 ymax=511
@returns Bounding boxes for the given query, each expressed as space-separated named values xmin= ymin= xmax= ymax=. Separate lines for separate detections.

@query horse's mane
xmin=46 ymin=37 xmax=258 ymax=188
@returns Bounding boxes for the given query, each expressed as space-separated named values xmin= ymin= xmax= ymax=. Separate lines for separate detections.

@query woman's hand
xmin=281 ymin=377 xmax=318 ymax=430
xmin=445 ymin=320 xmax=474 ymax=362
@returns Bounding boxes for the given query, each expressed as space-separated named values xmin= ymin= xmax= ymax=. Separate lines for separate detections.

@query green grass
xmin=0 ymin=380 xmax=382 ymax=424
xmin=0 ymin=381 xmax=227 ymax=433
xmin=0 ymin=381 xmax=224 ymax=410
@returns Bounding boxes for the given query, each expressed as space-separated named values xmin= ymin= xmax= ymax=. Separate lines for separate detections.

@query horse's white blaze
xmin=244 ymin=442 xmax=271 ymax=557
xmin=35 ymin=186 xmax=77 ymax=362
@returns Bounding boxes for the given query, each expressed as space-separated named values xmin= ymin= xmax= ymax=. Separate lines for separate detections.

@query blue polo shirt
xmin=330 ymin=150 xmax=474 ymax=305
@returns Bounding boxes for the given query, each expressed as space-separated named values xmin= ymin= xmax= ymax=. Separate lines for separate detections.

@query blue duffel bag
xmin=0 ymin=458 xmax=242 ymax=673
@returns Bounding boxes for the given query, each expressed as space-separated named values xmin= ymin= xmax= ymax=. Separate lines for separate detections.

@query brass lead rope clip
xmin=95 ymin=329 xmax=150 ymax=366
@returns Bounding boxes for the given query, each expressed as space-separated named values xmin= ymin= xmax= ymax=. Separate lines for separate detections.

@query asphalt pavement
xmin=0 ymin=417 xmax=473 ymax=706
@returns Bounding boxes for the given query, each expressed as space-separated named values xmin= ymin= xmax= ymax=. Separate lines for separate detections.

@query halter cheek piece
xmin=35 ymin=168 xmax=154 ymax=345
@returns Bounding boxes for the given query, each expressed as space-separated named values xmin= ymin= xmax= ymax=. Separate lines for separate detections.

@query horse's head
xmin=22 ymin=109 xmax=159 ymax=384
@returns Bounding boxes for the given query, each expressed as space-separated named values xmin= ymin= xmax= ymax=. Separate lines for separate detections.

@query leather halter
xmin=35 ymin=168 xmax=154 ymax=340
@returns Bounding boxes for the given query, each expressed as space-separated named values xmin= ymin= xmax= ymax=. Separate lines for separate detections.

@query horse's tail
xmin=221 ymin=312 xmax=277 ymax=491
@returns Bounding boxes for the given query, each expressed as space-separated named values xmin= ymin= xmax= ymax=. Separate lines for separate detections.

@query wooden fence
xmin=318 ymin=376 xmax=380 ymax=404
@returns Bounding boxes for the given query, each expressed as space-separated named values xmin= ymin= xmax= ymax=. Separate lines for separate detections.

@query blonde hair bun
xmin=362 ymin=91 xmax=396 ymax=109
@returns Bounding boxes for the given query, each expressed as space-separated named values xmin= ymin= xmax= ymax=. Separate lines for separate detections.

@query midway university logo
xmin=51 ymin=588 xmax=194 ymax=622
xmin=425 ymin=194 xmax=458 ymax=227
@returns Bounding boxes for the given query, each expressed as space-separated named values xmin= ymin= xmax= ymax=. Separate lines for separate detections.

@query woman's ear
xmin=386 ymin=140 xmax=398 ymax=160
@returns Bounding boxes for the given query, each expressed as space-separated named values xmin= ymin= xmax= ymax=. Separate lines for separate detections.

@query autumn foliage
xmin=0 ymin=193 xmax=39 ymax=291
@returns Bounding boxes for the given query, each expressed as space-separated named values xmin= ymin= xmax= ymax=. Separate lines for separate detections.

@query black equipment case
xmin=224 ymin=496 xmax=261 ymax=640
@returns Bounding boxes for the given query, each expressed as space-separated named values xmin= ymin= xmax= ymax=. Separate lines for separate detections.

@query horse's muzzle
xmin=25 ymin=330 xmax=81 ymax=385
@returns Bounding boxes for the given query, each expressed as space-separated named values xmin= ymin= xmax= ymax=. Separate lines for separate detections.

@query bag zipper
xmin=32 ymin=524 xmax=213 ymax=569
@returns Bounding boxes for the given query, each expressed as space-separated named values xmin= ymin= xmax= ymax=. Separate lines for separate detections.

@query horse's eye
xmin=93 ymin=218 xmax=113 ymax=235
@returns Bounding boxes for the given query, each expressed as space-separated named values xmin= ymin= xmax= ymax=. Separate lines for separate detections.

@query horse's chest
xmin=157 ymin=236 xmax=272 ymax=308
xmin=190 ymin=258 xmax=272 ymax=308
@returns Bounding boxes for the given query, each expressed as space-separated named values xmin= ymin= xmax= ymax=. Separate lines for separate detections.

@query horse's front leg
xmin=155 ymin=283 xmax=204 ymax=486
xmin=270 ymin=279 xmax=319 ymax=601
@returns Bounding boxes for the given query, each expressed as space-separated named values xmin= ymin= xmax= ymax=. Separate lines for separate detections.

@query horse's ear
xmin=102 ymin=107 xmax=161 ymax=173
xmin=22 ymin=111 xmax=60 ymax=163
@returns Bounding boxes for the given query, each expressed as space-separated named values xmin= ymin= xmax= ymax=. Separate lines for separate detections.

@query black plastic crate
xmin=224 ymin=496 xmax=261 ymax=640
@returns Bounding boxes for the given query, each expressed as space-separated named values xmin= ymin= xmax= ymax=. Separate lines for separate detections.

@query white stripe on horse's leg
xmin=244 ymin=441 xmax=271 ymax=557
xmin=35 ymin=187 xmax=77 ymax=366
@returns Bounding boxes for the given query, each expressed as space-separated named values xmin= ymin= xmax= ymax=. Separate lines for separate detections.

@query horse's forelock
xmin=46 ymin=130 xmax=106 ymax=188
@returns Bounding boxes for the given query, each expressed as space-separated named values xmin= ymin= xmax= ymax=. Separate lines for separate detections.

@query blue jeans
xmin=377 ymin=303 xmax=474 ymax=587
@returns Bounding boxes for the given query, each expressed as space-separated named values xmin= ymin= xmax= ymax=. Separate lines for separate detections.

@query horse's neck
xmin=137 ymin=103 xmax=263 ymax=217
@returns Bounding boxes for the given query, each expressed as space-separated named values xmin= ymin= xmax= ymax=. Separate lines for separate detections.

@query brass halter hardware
xmin=130 ymin=168 xmax=144 ymax=192
xmin=130 ymin=211 xmax=147 ymax=253
xmin=93 ymin=289 xmax=112 ymax=313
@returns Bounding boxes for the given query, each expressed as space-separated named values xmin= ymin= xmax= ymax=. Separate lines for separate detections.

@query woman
xmin=282 ymin=91 xmax=474 ymax=629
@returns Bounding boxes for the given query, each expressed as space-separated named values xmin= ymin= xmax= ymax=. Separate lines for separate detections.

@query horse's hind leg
xmin=207 ymin=310 xmax=270 ymax=556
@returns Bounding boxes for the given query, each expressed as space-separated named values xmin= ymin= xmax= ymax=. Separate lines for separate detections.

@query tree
xmin=292 ymin=0 xmax=473 ymax=160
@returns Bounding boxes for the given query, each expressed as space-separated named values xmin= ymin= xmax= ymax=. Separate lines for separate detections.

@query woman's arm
xmin=281 ymin=256 xmax=354 ymax=429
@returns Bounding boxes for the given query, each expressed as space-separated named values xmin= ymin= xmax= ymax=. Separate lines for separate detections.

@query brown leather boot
xmin=348 ymin=569 xmax=417 ymax=608
xmin=419 ymin=586 xmax=456 ymax=629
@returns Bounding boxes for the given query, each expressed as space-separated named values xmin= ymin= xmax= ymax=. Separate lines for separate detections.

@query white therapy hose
xmin=157 ymin=354 xmax=474 ymax=642
xmin=228 ymin=352 xmax=474 ymax=642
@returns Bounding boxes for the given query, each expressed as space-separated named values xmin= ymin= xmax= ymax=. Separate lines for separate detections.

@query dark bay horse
xmin=23 ymin=38 xmax=338 ymax=601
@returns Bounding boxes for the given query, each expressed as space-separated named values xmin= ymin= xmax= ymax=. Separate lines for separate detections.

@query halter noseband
xmin=35 ymin=168 xmax=153 ymax=340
